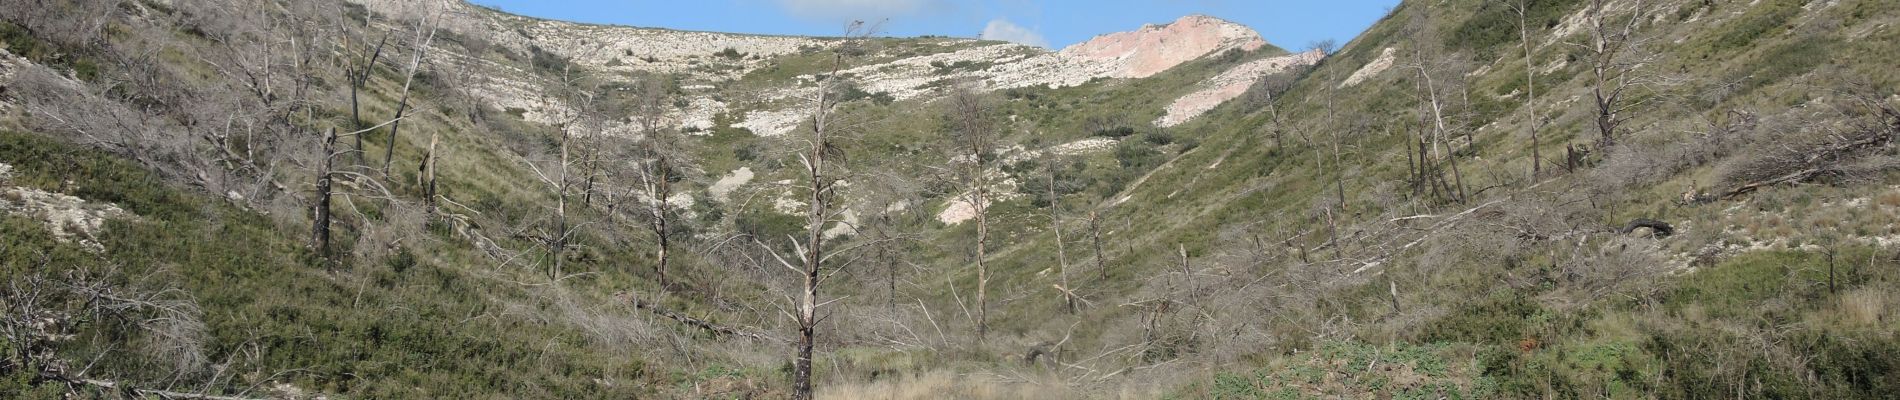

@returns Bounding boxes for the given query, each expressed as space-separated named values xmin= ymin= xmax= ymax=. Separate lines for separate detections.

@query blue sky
xmin=469 ymin=0 xmax=1400 ymax=50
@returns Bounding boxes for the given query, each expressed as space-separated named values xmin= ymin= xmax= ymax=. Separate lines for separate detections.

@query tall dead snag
xmin=316 ymin=118 xmax=405 ymax=266
xmin=1579 ymin=0 xmax=1656 ymax=150
xmin=419 ymin=126 xmax=442 ymax=216
xmin=341 ymin=14 xmax=390 ymax=167
xmin=946 ymin=85 xmax=998 ymax=337
xmin=1405 ymin=6 xmax=1469 ymax=203
xmin=628 ymin=77 xmax=686 ymax=289
xmin=312 ymin=128 xmax=337 ymax=261
xmin=766 ymin=21 xmax=875 ymax=400
xmin=1178 ymin=243 xmax=1200 ymax=311
xmin=1510 ymin=0 xmax=1544 ymax=179
xmin=532 ymin=68 xmax=600 ymax=279
xmin=381 ymin=6 xmax=438 ymax=176
xmin=1311 ymin=39 xmax=1348 ymax=212
xmin=1090 ymin=211 xmax=1108 ymax=281
xmin=1043 ymin=152 xmax=1076 ymax=314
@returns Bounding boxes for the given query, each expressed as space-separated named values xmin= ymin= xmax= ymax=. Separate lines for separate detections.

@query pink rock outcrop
xmin=1058 ymin=15 xmax=1268 ymax=79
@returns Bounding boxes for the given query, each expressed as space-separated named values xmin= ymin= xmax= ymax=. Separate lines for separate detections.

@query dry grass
xmin=1834 ymin=288 xmax=1893 ymax=327
xmin=817 ymin=370 xmax=1080 ymax=400
xmin=1877 ymin=190 xmax=1900 ymax=208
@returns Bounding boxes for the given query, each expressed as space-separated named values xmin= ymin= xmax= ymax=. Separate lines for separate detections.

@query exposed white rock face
xmin=1157 ymin=49 xmax=1325 ymax=127
xmin=708 ymin=167 xmax=754 ymax=202
xmin=937 ymin=195 xmax=985 ymax=225
xmin=350 ymin=0 xmax=825 ymax=133
xmin=822 ymin=42 xmax=1091 ymax=101
xmin=936 ymin=175 xmax=1021 ymax=225
xmin=739 ymin=108 xmax=808 ymax=137
xmin=741 ymin=15 xmax=1276 ymax=137
xmin=1341 ymin=47 xmax=1397 ymax=88
xmin=816 ymin=15 xmax=1270 ymax=104
xmin=519 ymin=23 xmax=823 ymax=82
xmin=352 ymin=1 xmax=1286 ymax=139
xmin=350 ymin=0 xmax=825 ymax=82
xmin=999 ymin=138 xmax=1119 ymax=165
xmin=679 ymin=97 xmax=728 ymax=132
xmin=1 ymin=176 xmax=132 ymax=252
xmin=1051 ymin=138 xmax=1120 ymax=155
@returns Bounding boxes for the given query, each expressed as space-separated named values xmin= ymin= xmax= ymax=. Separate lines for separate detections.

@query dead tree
xmin=1090 ymin=211 xmax=1109 ymax=281
xmin=1579 ymin=0 xmax=1656 ymax=149
xmin=530 ymin=69 xmax=600 ymax=279
xmin=419 ymin=126 xmax=442 ymax=216
xmin=627 ymin=77 xmax=687 ymax=289
xmin=312 ymin=128 xmax=337 ymax=260
xmin=1405 ymin=8 xmax=1470 ymax=203
xmin=1311 ymin=39 xmax=1349 ymax=211
xmin=1511 ymin=0 xmax=1544 ymax=179
xmin=946 ymin=85 xmax=999 ymax=337
xmin=1044 ymin=152 xmax=1076 ymax=314
xmin=342 ymin=17 xmax=391 ymax=167
xmin=762 ymin=21 xmax=876 ymax=400
xmin=380 ymin=7 xmax=439 ymax=176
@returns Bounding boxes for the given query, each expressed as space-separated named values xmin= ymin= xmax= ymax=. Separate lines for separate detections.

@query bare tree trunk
xmin=1826 ymin=248 xmax=1838 ymax=295
xmin=882 ymin=216 xmax=898 ymax=316
xmin=312 ymin=128 xmax=337 ymax=262
xmin=652 ymin=166 xmax=672 ymax=288
xmin=1178 ymin=244 xmax=1198 ymax=309
xmin=383 ymin=95 xmax=411 ymax=176
xmin=381 ymin=12 xmax=437 ymax=177
xmin=350 ymin=31 xmax=389 ymax=167
xmin=1406 ymin=126 xmax=1421 ymax=196
xmin=948 ymin=87 xmax=995 ymax=338
xmin=552 ymin=125 xmax=571 ymax=278
xmin=1414 ymin=52 xmax=1466 ymax=202
xmin=421 ymin=130 xmax=440 ymax=215
xmin=974 ymin=186 xmax=989 ymax=338
xmin=625 ymin=76 xmax=681 ymax=291
xmin=1325 ymin=208 xmax=1342 ymax=260
xmin=1090 ymin=211 xmax=1107 ymax=281
xmin=1325 ymin=70 xmax=1348 ymax=211
xmin=1446 ymin=136 xmax=1468 ymax=202
xmin=1046 ymin=156 xmax=1074 ymax=314
xmin=1586 ymin=0 xmax=1649 ymax=150
xmin=1515 ymin=1 xmax=1542 ymax=180
xmin=581 ymin=143 xmax=600 ymax=207
xmin=790 ymin=24 xmax=867 ymax=397
xmin=1388 ymin=280 xmax=1402 ymax=314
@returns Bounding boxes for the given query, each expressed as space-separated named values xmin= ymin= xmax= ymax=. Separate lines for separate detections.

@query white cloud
xmin=776 ymin=0 xmax=934 ymax=21
xmin=979 ymin=19 xmax=1048 ymax=48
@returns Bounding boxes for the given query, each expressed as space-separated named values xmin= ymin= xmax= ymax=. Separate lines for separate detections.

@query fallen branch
xmin=624 ymin=294 xmax=787 ymax=344
xmin=77 ymin=378 xmax=266 ymax=400
xmin=1723 ymin=113 xmax=1898 ymax=198
xmin=1353 ymin=199 xmax=1507 ymax=274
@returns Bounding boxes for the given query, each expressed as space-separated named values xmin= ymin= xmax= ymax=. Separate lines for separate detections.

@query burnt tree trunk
xmin=312 ymin=128 xmax=337 ymax=263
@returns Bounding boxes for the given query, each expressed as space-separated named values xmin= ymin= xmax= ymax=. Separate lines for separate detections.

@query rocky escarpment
xmin=820 ymin=15 xmax=1275 ymax=103
xmin=353 ymin=0 xmax=827 ymax=82
xmin=348 ymin=1 xmax=1289 ymax=140
xmin=1058 ymin=15 xmax=1269 ymax=79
